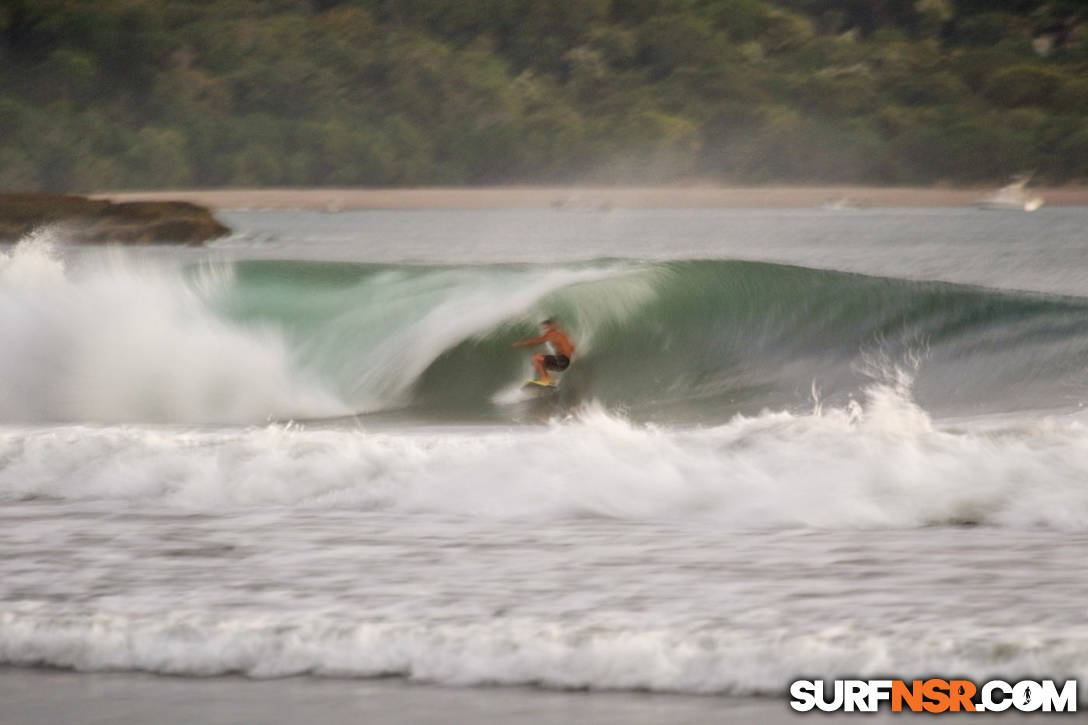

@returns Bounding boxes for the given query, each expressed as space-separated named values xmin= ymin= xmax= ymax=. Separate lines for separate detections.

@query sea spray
xmin=0 ymin=240 xmax=344 ymax=423
xmin=3 ymin=389 xmax=1088 ymax=529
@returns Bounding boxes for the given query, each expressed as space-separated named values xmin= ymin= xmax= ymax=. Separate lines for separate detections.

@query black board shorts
xmin=543 ymin=354 xmax=570 ymax=371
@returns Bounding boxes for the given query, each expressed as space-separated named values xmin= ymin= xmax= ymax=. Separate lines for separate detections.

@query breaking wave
xmin=3 ymin=237 xmax=1088 ymax=424
xmin=2 ymin=603 xmax=1086 ymax=694
xmin=3 ymin=386 xmax=1088 ymax=530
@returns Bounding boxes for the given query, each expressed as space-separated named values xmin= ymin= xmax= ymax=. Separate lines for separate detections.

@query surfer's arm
xmin=512 ymin=333 xmax=549 ymax=347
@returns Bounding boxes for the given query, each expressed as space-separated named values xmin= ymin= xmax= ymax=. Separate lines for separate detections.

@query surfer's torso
xmin=546 ymin=330 xmax=575 ymax=359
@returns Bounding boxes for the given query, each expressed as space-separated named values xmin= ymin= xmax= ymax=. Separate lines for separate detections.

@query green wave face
xmin=207 ymin=259 xmax=1088 ymax=422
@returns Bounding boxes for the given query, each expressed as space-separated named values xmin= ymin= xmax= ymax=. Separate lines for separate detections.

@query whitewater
xmin=2 ymin=207 xmax=1087 ymax=709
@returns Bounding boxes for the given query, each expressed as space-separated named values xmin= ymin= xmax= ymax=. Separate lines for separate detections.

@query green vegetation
xmin=1 ymin=0 xmax=1085 ymax=190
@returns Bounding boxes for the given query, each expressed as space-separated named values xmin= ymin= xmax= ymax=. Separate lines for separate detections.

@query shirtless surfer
xmin=513 ymin=318 xmax=575 ymax=385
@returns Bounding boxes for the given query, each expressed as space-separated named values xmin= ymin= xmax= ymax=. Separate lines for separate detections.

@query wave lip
xmin=213 ymin=254 xmax=1088 ymax=422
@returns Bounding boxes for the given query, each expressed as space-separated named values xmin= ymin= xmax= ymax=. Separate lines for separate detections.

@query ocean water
xmin=1 ymin=207 xmax=1087 ymax=705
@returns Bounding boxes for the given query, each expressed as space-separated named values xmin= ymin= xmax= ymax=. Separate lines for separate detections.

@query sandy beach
xmin=94 ymin=185 xmax=1088 ymax=211
xmin=0 ymin=669 xmax=1061 ymax=725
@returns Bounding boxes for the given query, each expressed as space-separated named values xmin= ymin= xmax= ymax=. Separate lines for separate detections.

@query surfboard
xmin=523 ymin=379 xmax=558 ymax=390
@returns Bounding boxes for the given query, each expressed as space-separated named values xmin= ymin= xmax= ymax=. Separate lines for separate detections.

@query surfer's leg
xmin=532 ymin=354 xmax=550 ymax=383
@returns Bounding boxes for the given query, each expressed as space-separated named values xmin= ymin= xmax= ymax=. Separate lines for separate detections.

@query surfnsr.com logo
xmin=789 ymin=679 xmax=1078 ymax=713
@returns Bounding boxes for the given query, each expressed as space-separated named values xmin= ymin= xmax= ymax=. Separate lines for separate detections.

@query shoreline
xmin=0 ymin=668 xmax=1059 ymax=724
xmin=93 ymin=185 xmax=1088 ymax=211
xmin=0 ymin=668 xmax=788 ymax=725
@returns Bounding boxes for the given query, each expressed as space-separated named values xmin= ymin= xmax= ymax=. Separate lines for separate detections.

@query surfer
xmin=513 ymin=318 xmax=575 ymax=385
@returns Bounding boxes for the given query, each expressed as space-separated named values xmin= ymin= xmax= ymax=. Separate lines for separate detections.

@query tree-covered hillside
xmin=1 ymin=0 xmax=1086 ymax=190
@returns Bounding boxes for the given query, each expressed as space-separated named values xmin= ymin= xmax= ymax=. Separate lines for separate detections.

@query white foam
xmin=0 ymin=240 xmax=345 ymax=423
xmin=0 ymin=236 xmax=663 ymax=421
xmin=2 ymin=608 xmax=1085 ymax=695
xmin=3 ymin=380 xmax=1088 ymax=529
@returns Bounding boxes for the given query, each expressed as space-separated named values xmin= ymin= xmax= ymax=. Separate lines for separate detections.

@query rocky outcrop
xmin=0 ymin=194 xmax=230 ymax=244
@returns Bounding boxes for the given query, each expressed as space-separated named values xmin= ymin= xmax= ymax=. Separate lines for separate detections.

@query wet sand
xmin=95 ymin=185 xmax=1088 ymax=210
xmin=0 ymin=668 xmax=1057 ymax=724
xmin=0 ymin=668 xmax=790 ymax=725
